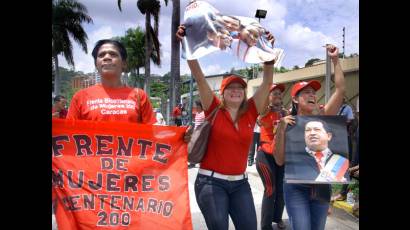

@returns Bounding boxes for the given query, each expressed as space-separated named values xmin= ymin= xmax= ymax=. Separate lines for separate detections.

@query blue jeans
xmin=195 ymin=174 xmax=257 ymax=230
xmin=284 ymin=183 xmax=329 ymax=230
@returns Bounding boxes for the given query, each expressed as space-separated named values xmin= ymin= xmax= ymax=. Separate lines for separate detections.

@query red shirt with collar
xmin=258 ymin=111 xmax=282 ymax=154
xmin=200 ymin=95 xmax=258 ymax=175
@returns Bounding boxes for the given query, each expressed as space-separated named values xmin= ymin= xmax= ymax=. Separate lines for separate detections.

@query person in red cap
xmin=255 ymin=83 xmax=288 ymax=230
xmin=177 ymin=25 xmax=276 ymax=230
xmin=274 ymin=44 xmax=346 ymax=230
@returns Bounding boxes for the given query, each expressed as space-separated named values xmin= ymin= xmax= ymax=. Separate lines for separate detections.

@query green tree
xmin=116 ymin=27 xmax=145 ymax=88
xmin=273 ymin=66 xmax=288 ymax=73
xmin=54 ymin=66 xmax=84 ymax=101
xmin=118 ymin=0 xmax=168 ymax=96
xmin=293 ymin=65 xmax=300 ymax=70
xmin=52 ymin=0 xmax=93 ymax=95
xmin=151 ymin=81 xmax=168 ymax=98
xmin=304 ymin=58 xmax=321 ymax=67
xmin=279 ymin=66 xmax=289 ymax=73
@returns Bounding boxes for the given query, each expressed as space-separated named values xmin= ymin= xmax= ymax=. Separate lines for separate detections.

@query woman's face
xmin=218 ymin=32 xmax=232 ymax=50
xmin=269 ymin=88 xmax=283 ymax=106
xmin=95 ymin=43 xmax=126 ymax=79
xmin=223 ymin=82 xmax=246 ymax=106
xmin=294 ymin=86 xmax=318 ymax=114
xmin=240 ymin=30 xmax=257 ymax=46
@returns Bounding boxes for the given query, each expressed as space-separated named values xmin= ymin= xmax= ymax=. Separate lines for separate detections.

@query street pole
xmin=189 ymin=76 xmax=194 ymax=126
xmin=325 ymin=44 xmax=331 ymax=103
xmin=343 ymin=27 xmax=345 ymax=59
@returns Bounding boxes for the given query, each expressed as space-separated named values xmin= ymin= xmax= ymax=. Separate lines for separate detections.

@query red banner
xmin=52 ymin=119 xmax=193 ymax=230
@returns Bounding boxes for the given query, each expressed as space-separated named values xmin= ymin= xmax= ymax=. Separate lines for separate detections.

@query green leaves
xmin=118 ymin=27 xmax=146 ymax=74
xmin=304 ymin=58 xmax=321 ymax=67
xmin=52 ymin=0 xmax=93 ymax=66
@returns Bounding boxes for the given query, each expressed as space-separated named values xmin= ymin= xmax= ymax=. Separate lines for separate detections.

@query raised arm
xmin=187 ymin=59 xmax=214 ymax=110
xmin=252 ymin=63 xmax=274 ymax=114
xmin=324 ymin=44 xmax=345 ymax=115
xmin=273 ymin=115 xmax=295 ymax=166
xmin=251 ymin=32 xmax=276 ymax=114
xmin=176 ymin=24 xmax=214 ymax=110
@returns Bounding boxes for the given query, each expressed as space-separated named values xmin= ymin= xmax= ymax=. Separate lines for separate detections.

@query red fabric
xmin=258 ymin=111 xmax=281 ymax=154
xmin=269 ymin=84 xmax=285 ymax=93
xmin=290 ymin=80 xmax=321 ymax=97
xmin=315 ymin=151 xmax=324 ymax=170
xmin=66 ymin=85 xmax=156 ymax=124
xmin=52 ymin=119 xmax=192 ymax=230
xmin=52 ymin=108 xmax=68 ymax=119
xmin=200 ymin=95 xmax=258 ymax=175
xmin=172 ymin=107 xmax=182 ymax=118
xmin=219 ymin=76 xmax=247 ymax=94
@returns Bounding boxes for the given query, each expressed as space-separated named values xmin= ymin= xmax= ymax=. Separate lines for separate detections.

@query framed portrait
xmin=284 ymin=115 xmax=351 ymax=184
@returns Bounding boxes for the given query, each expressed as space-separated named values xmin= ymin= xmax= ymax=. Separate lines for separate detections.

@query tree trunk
xmin=144 ymin=13 xmax=152 ymax=96
xmin=135 ymin=68 xmax=140 ymax=88
xmin=171 ymin=0 xmax=180 ymax=110
xmin=53 ymin=54 xmax=61 ymax=95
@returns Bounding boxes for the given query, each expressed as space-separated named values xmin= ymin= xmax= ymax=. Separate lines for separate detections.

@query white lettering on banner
xmin=101 ymin=109 xmax=128 ymax=115
xmin=87 ymin=99 xmax=104 ymax=105
xmin=86 ymin=98 xmax=136 ymax=115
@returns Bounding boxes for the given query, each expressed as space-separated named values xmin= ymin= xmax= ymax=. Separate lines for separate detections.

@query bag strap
xmin=338 ymin=104 xmax=346 ymax=116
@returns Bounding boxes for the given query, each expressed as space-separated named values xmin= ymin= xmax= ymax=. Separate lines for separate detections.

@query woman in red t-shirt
xmin=274 ymin=44 xmax=346 ymax=230
xmin=66 ymin=39 xmax=156 ymax=124
xmin=255 ymin=84 xmax=287 ymax=230
xmin=177 ymin=25 xmax=276 ymax=230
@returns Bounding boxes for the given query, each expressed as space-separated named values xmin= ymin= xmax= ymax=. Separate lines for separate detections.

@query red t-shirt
xmin=200 ymin=95 xmax=258 ymax=175
xmin=258 ymin=111 xmax=282 ymax=154
xmin=66 ymin=84 xmax=156 ymax=124
xmin=172 ymin=107 xmax=182 ymax=118
xmin=52 ymin=108 xmax=67 ymax=119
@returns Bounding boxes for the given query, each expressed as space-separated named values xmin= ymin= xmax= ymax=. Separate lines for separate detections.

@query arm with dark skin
xmin=273 ymin=115 xmax=295 ymax=166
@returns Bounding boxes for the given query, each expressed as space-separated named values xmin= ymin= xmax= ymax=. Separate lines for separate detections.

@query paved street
xmin=188 ymin=164 xmax=359 ymax=230
xmin=52 ymin=164 xmax=359 ymax=230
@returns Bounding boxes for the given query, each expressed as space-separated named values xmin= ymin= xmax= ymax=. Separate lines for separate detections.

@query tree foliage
xmin=52 ymin=0 xmax=93 ymax=66
xmin=304 ymin=58 xmax=321 ymax=67
xmin=52 ymin=0 xmax=92 ymax=95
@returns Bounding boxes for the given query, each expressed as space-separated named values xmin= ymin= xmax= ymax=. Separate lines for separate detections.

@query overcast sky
xmin=58 ymin=0 xmax=359 ymax=76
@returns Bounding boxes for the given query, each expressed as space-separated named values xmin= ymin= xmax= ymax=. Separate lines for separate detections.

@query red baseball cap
xmin=220 ymin=75 xmax=247 ymax=94
xmin=270 ymin=83 xmax=285 ymax=93
xmin=290 ymin=80 xmax=321 ymax=97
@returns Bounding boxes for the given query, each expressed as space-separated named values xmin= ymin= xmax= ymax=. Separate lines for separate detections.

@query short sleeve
xmin=138 ymin=89 xmax=157 ymax=125
xmin=66 ymin=92 xmax=82 ymax=120
xmin=204 ymin=95 xmax=220 ymax=116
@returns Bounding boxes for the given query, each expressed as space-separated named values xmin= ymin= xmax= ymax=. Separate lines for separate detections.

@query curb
xmin=332 ymin=200 xmax=353 ymax=214
xmin=332 ymin=200 xmax=359 ymax=219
